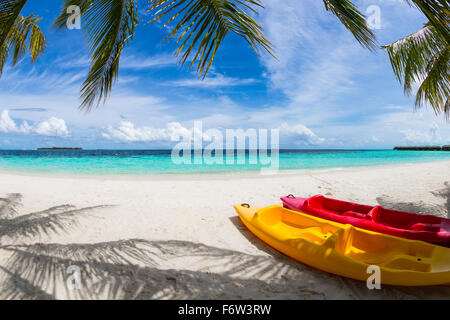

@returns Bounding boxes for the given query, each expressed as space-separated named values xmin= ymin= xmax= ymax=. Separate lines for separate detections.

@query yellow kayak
xmin=234 ymin=204 xmax=450 ymax=286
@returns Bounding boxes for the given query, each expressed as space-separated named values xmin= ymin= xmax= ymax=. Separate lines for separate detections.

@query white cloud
xmin=168 ymin=72 xmax=257 ymax=88
xmin=0 ymin=75 xmax=171 ymax=130
xmin=102 ymin=121 xmax=211 ymax=143
xmin=259 ymin=0 xmax=359 ymax=104
xmin=384 ymin=105 xmax=407 ymax=111
xmin=0 ymin=110 xmax=18 ymax=133
xmin=57 ymin=53 xmax=177 ymax=70
xmin=371 ymin=136 xmax=381 ymax=143
xmin=102 ymin=119 xmax=324 ymax=147
xmin=1 ymin=68 xmax=85 ymax=92
xmin=0 ymin=110 xmax=69 ymax=137
xmin=349 ymin=108 xmax=450 ymax=147
xmin=34 ymin=117 xmax=70 ymax=137
xmin=120 ymin=54 xmax=177 ymax=69
xmin=399 ymin=124 xmax=444 ymax=145
xmin=279 ymin=122 xmax=325 ymax=145
xmin=57 ymin=56 xmax=90 ymax=69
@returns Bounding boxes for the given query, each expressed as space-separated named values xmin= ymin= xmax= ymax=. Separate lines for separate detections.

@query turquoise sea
xmin=0 ymin=149 xmax=448 ymax=175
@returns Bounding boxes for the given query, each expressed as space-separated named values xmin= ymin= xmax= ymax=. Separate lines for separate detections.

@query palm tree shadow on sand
xmin=0 ymin=193 xmax=449 ymax=300
xmin=4 ymin=237 xmax=450 ymax=300
xmin=0 ymin=193 xmax=112 ymax=244
xmin=376 ymin=182 xmax=450 ymax=219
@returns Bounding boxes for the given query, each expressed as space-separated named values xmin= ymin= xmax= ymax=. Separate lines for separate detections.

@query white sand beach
xmin=0 ymin=161 xmax=449 ymax=300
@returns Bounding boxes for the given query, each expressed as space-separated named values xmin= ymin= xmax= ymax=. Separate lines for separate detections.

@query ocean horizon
xmin=0 ymin=149 xmax=448 ymax=175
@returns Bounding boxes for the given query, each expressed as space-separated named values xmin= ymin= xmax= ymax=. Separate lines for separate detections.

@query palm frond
xmin=383 ymin=25 xmax=449 ymax=117
xmin=148 ymin=0 xmax=274 ymax=78
xmin=0 ymin=43 xmax=8 ymax=75
xmin=415 ymin=46 xmax=449 ymax=116
xmin=323 ymin=0 xmax=377 ymax=51
xmin=405 ymin=0 xmax=449 ymax=44
xmin=6 ymin=15 xmax=46 ymax=66
xmin=0 ymin=0 xmax=45 ymax=76
xmin=0 ymin=0 xmax=28 ymax=47
xmin=54 ymin=0 xmax=140 ymax=111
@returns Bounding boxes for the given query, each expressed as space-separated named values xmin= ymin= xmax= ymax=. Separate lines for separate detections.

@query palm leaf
xmin=383 ymin=25 xmax=449 ymax=117
xmin=0 ymin=42 xmax=8 ymax=76
xmin=0 ymin=0 xmax=28 ymax=47
xmin=0 ymin=0 xmax=45 ymax=76
xmin=405 ymin=0 xmax=449 ymax=44
xmin=54 ymin=0 xmax=140 ymax=110
xmin=415 ymin=46 xmax=449 ymax=116
xmin=6 ymin=15 xmax=46 ymax=66
xmin=323 ymin=0 xmax=377 ymax=51
xmin=147 ymin=0 xmax=274 ymax=78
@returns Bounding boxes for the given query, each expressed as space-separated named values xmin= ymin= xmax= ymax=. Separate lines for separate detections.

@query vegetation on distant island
xmin=394 ymin=146 xmax=444 ymax=151
xmin=37 ymin=147 xmax=83 ymax=150
xmin=0 ymin=1 xmax=448 ymax=117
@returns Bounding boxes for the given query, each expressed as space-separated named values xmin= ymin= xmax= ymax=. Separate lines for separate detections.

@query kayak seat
xmin=307 ymin=195 xmax=325 ymax=210
xmin=368 ymin=206 xmax=383 ymax=223
xmin=342 ymin=211 xmax=370 ymax=219
xmin=411 ymin=223 xmax=441 ymax=232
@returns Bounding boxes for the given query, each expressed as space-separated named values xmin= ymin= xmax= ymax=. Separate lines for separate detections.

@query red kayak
xmin=281 ymin=194 xmax=450 ymax=245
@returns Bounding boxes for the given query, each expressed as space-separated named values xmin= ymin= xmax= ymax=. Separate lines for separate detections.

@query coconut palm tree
xmin=383 ymin=0 xmax=449 ymax=118
xmin=0 ymin=0 xmax=376 ymax=110
xmin=0 ymin=0 xmax=46 ymax=76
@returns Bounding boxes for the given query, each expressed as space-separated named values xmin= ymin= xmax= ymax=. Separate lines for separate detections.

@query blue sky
xmin=0 ymin=0 xmax=449 ymax=149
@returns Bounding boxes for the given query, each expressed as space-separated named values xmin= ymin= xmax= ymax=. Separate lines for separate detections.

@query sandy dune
xmin=0 ymin=161 xmax=449 ymax=299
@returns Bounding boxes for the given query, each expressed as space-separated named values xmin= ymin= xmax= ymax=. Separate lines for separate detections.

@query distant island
xmin=394 ymin=146 xmax=449 ymax=151
xmin=37 ymin=147 xmax=83 ymax=150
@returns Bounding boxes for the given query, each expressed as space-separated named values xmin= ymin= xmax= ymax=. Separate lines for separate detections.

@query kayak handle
xmin=287 ymin=194 xmax=296 ymax=198
xmin=241 ymin=203 xmax=250 ymax=208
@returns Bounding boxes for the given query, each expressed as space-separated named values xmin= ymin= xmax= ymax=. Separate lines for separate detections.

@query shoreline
xmin=0 ymin=158 xmax=448 ymax=181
